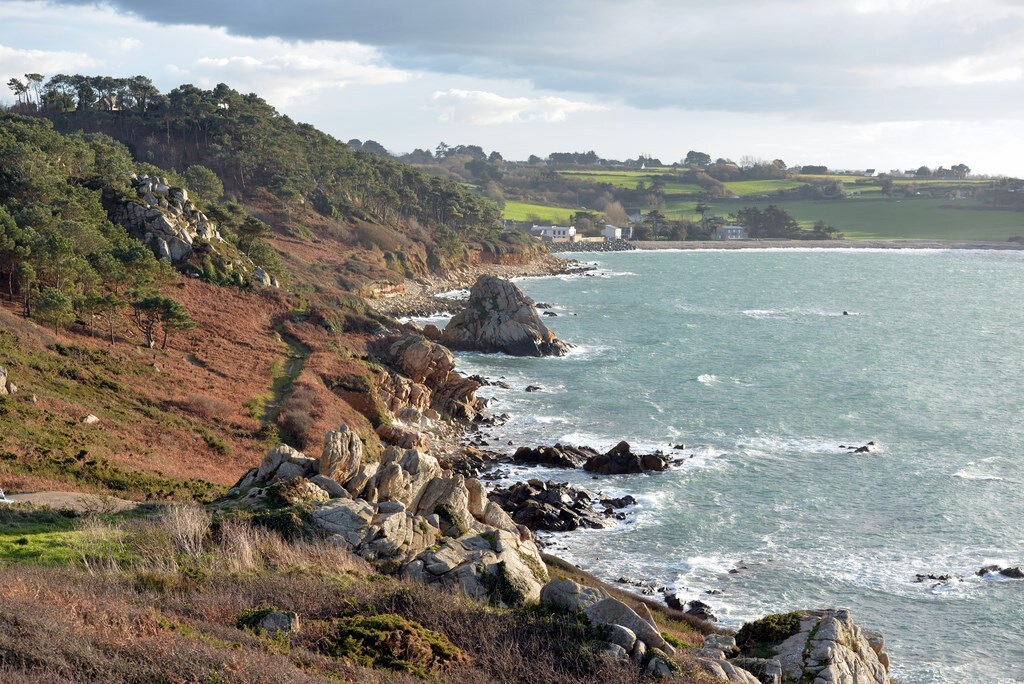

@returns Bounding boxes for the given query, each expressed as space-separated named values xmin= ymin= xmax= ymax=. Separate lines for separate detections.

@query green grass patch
xmin=722 ymin=179 xmax=809 ymax=196
xmin=735 ymin=611 xmax=804 ymax=656
xmin=0 ymin=507 xmax=81 ymax=565
xmin=502 ymin=200 xmax=575 ymax=224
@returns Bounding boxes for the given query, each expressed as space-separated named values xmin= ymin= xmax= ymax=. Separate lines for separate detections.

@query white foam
xmin=697 ymin=373 xmax=719 ymax=385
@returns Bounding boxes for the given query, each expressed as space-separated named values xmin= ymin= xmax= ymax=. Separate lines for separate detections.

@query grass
xmin=0 ymin=506 xmax=713 ymax=684
xmin=663 ymin=196 xmax=1024 ymax=240
xmin=559 ymin=170 xmax=703 ymax=194
xmin=502 ymin=200 xmax=575 ymax=224
xmin=723 ymin=179 xmax=809 ymax=196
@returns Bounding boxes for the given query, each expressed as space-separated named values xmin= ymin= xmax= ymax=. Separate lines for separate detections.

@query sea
xmin=419 ymin=248 xmax=1024 ymax=683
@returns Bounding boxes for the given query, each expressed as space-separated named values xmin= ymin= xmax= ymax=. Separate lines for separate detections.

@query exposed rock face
xmin=440 ymin=276 xmax=570 ymax=356
xmin=539 ymin=578 xmax=608 ymax=613
xmin=583 ymin=441 xmax=672 ymax=475
xmin=318 ymin=426 xmax=364 ymax=483
xmin=758 ymin=609 xmax=891 ymax=684
xmin=375 ymin=335 xmax=482 ymax=421
xmin=220 ymin=427 xmax=547 ymax=606
xmin=0 ymin=366 xmax=14 ymax=396
xmin=114 ymin=175 xmax=223 ymax=264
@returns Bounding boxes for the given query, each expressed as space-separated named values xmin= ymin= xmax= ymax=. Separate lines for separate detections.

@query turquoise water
xmin=446 ymin=249 xmax=1024 ymax=684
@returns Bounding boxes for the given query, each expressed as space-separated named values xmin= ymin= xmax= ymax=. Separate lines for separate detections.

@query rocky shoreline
xmin=366 ymin=254 xmax=590 ymax=318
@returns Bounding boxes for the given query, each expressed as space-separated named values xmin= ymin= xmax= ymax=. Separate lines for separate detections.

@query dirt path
xmin=4 ymin=491 xmax=139 ymax=513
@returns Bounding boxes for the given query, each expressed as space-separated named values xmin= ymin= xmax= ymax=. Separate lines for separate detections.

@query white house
xmin=602 ymin=225 xmax=622 ymax=241
xmin=712 ymin=225 xmax=746 ymax=240
xmin=531 ymin=225 xmax=577 ymax=243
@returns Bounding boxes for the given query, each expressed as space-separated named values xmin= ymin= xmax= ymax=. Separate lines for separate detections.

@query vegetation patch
xmin=736 ymin=611 xmax=804 ymax=656
xmin=318 ymin=613 xmax=469 ymax=677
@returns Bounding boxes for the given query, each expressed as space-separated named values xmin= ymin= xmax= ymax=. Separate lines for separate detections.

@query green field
xmin=559 ymin=170 xmax=702 ymax=194
xmin=502 ymin=200 xmax=574 ymax=224
xmin=666 ymin=197 xmax=1024 ymax=241
xmin=722 ymin=179 xmax=809 ymax=196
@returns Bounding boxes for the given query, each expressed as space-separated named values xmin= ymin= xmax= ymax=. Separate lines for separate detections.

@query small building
xmin=530 ymin=225 xmax=577 ymax=243
xmin=712 ymin=225 xmax=746 ymax=240
xmin=602 ymin=225 xmax=622 ymax=241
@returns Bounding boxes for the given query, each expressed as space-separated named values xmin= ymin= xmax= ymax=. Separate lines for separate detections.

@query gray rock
xmin=604 ymin=623 xmax=637 ymax=651
xmin=0 ymin=367 xmax=7 ymax=396
xmin=253 ymin=610 xmax=298 ymax=635
xmin=600 ymin=643 xmax=628 ymax=660
xmin=731 ymin=658 xmax=783 ymax=684
xmin=81 ymin=414 xmax=100 ymax=425
xmin=770 ymin=609 xmax=890 ymax=684
xmin=584 ymin=598 xmax=671 ymax=653
xmin=540 ymin=578 xmax=608 ymax=613
xmin=318 ymin=425 xmax=364 ymax=484
xmin=645 ymin=653 xmax=674 ymax=679
xmin=252 ymin=267 xmax=272 ymax=287
xmin=440 ymin=276 xmax=570 ymax=357
xmin=312 ymin=498 xmax=374 ymax=547
xmin=309 ymin=474 xmax=348 ymax=498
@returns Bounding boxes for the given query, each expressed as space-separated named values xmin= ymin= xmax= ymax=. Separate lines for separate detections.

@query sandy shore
xmin=367 ymin=254 xmax=580 ymax=317
xmin=631 ymin=239 xmax=1024 ymax=250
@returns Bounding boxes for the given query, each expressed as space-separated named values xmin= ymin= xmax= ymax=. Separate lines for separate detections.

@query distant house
xmin=863 ymin=169 xmax=876 ymax=177
xmin=602 ymin=225 xmax=622 ymax=241
xmin=712 ymin=225 xmax=746 ymax=240
xmin=530 ymin=225 xmax=577 ymax=243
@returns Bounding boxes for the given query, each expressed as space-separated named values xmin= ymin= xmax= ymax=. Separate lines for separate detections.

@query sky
xmin=2 ymin=0 xmax=1024 ymax=175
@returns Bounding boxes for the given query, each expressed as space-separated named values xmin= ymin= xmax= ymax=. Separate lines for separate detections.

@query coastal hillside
xmin=0 ymin=84 xmax=545 ymax=499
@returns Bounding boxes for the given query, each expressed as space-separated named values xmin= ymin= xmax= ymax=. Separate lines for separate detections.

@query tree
xmin=684 ymin=151 xmax=712 ymax=168
xmin=880 ymin=178 xmax=895 ymax=197
xmin=916 ymin=166 xmax=932 ymax=178
xmin=236 ymin=216 xmax=270 ymax=256
xmin=34 ymin=286 xmax=74 ymax=330
xmin=182 ymin=165 xmax=224 ymax=202
xmin=132 ymin=296 xmax=194 ymax=349
xmin=951 ymin=163 xmax=970 ymax=179
xmin=24 ymin=73 xmax=43 ymax=107
xmin=488 ymin=150 xmax=503 ymax=162
xmin=695 ymin=201 xmax=710 ymax=229
xmin=6 ymin=78 xmax=27 ymax=105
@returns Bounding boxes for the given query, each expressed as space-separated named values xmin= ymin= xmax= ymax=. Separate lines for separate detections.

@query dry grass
xmin=0 ymin=510 xmax=711 ymax=683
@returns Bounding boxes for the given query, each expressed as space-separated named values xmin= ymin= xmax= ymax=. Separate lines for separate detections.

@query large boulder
xmin=403 ymin=527 xmax=548 ymax=606
xmin=318 ymin=425 xmax=364 ymax=483
xmin=540 ymin=578 xmax=608 ymax=613
xmin=584 ymin=598 xmax=673 ymax=654
xmin=440 ymin=276 xmax=570 ymax=356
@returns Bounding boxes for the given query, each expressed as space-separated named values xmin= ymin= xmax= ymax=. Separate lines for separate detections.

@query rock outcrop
xmin=440 ymin=276 xmax=570 ymax=356
xmin=735 ymin=609 xmax=891 ymax=684
xmin=488 ymin=479 xmax=608 ymax=532
xmin=583 ymin=441 xmax=673 ymax=475
xmin=0 ymin=366 xmax=15 ymax=396
xmin=374 ymin=334 xmax=482 ymax=421
xmin=512 ymin=443 xmax=597 ymax=469
xmin=220 ymin=424 xmax=547 ymax=606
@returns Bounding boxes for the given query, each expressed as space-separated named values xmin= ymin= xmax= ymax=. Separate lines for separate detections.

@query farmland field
xmin=559 ymin=170 xmax=703 ymax=194
xmin=667 ymin=197 xmax=1024 ymax=240
xmin=502 ymin=200 xmax=574 ymax=224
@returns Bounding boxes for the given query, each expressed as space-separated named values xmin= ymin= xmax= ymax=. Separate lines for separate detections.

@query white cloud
xmin=193 ymin=41 xmax=410 ymax=104
xmin=431 ymin=89 xmax=605 ymax=125
xmin=0 ymin=43 xmax=96 ymax=86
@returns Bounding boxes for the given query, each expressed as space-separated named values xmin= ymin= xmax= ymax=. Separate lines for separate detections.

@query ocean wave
xmin=953 ymin=469 xmax=1005 ymax=482
xmin=435 ymin=288 xmax=469 ymax=300
xmin=697 ymin=373 xmax=719 ymax=385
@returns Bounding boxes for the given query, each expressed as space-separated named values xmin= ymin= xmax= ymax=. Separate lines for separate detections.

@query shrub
xmin=735 ymin=611 xmax=804 ymax=656
xmin=163 ymin=505 xmax=211 ymax=559
xmin=318 ymin=613 xmax=469 ymax=676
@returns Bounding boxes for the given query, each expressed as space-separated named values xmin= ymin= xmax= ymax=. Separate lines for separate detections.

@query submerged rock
xmin=440 ymin=276 xmax=570 ymax=356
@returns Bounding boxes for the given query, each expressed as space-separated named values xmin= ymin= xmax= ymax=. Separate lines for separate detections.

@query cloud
xmin=431 ymin=89 xmax=604 ymax=125
xmin=37 ymin=0 xmax=1024 ymax=122
xmin=0 ymin=43 xmax=96 ymax=87
xmin=192 ymin=40 xmax=410 ymax=105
